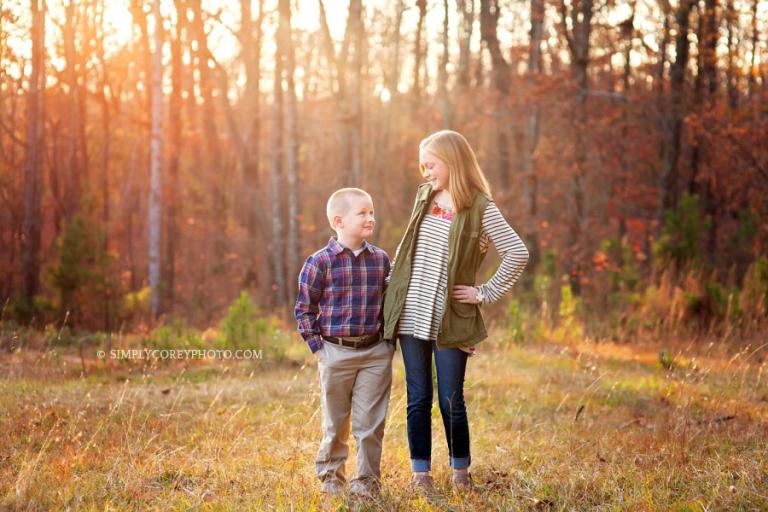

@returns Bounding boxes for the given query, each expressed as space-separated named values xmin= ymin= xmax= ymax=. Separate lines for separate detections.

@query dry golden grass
xmin=2 ymin=330 xmax=767 ymax=511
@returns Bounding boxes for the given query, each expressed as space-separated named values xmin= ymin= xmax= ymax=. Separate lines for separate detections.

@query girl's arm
xmin=476 ymin=201 xmax=529 ymax=304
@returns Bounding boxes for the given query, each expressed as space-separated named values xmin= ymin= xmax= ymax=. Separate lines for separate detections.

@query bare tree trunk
xmin=480 ymin=0 xmax=511 ymax=90
xmin=615 ymin=6 xmax=636 ymax=275
xmin=654 ymin=5 xmax=670 ymax=246
xmin=48 ymin=120 xmax=63 ymax=236
xmin=0 ymin=55 xmax=24 ymax=302
xmin=270 ymin=9 xmax=287 ymax=308
xmin=480 ymin=0 xmax=512 ymax=192
xmin=387 ymin=0 xmax=405 ymax=97
xmin=694 ymin=0 xmax=719 ymax=263
xmin=373 ymin=0 xmax=404 ymax=185
xmin=656 ymin=9 xmax=670 ymax=94
xmin=21 ymin=0 xmax=45 ymax=315
xmin=63 ymin=0 xmax=83 ymax=221
xmin=125 ymin=141 xmax=139 ymax=292
xmin=689 ymin=6 xmax=706 ymax=197
xmin=128 ymin=0 xmax=152 ymax=296
xmin=522 ymin=0 xmax=544 ymax=274
xmin=96 ymin=0 xmax=113 ymax=330
xmin=165 ymin=0 xmax=185 ymax=310
xmin=437 ymin=0 xmax=452 ymax=128
xmin=189 ymin=1 xmax=227 ymax=264
xmin=148 ymin=0 xmax=164 ymax=320
xmin=411 ymin=0 xmax=427 ymax=99
xmin=456 ymin=0 xmax=475 ymax=94
xmin=528 ymin=0 xmax=544 ymax=74
xmin=346 ymin=0 xmax=363 ymax=185
xmin=239 ymin=0 xmax=268 ymax=294
xmin=725 ymin=0 xmax=738 ymax=108
xmin=279 ymin=0 xmax=301 ymax=298
xmin=748 ymin=0 xmax=759 ymax=97
xmin=318 ymin=0 xmax=345 ymax=96
xmin=318 ymin=0 xmax=363 ymax=186
xmin=197 ymin=3 xmax=269 ymax=300
xmin=559 ymin=0 xmax=593 ymax=294
xmin=702 ymin=0 xmax=718 ymax=96
xmin=658 ymin=0 xmax=695 ymax=226
xmin=131 ymin=0 xmax=152 ymax=118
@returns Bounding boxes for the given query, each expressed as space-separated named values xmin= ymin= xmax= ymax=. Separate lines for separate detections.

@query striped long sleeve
xmin=476 ymin=202 xmax=529 ymax=304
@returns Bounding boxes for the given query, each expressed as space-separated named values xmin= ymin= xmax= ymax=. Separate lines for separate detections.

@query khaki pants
xmin=316 ymin=339 xmax=395 ymax=484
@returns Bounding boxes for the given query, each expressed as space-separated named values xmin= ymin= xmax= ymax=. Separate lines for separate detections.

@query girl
xmin=383 ymin=130 xmax=529 ymax=492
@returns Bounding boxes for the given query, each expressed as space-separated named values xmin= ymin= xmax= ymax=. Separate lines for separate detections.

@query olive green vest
xmin=383 ymin=183 xmax=491 ymax=348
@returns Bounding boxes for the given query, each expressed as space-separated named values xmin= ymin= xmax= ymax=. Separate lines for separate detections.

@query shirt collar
xmin=328 ymin=237 xmax=373 ymax=255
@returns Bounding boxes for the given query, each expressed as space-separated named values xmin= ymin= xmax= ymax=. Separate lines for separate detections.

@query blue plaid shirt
xmin=295 ymin=238 xmax=390 ymax=353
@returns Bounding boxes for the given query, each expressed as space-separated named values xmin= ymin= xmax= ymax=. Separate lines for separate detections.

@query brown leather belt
xmin=323 ymin=333 xmax=381 ymax=349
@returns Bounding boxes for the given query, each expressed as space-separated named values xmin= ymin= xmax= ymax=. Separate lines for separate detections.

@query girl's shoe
xmin=409 ymin=473 xmax=435 ymax=494
xmin=451 ymin=471 xmax=474 ymax=493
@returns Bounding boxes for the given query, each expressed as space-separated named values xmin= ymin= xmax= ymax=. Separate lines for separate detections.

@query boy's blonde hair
xmin=419 ymin=130 xmax=491 ymax=211
xmin=326 ymin=188 xmax=372 ymax=229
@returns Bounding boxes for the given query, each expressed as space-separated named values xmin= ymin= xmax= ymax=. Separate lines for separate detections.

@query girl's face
xmin=419 ymin=149 xmax=450 ymax=192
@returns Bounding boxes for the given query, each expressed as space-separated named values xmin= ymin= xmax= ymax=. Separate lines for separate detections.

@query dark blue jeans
xmin=398 ymin=334 xmax=470 ymax=471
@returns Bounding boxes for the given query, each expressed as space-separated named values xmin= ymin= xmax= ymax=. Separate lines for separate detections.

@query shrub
xmin=48 ymin=216 xmax=118 ymax=329
xmin=506 ymin=298 xmax=525 ymax=344
xmin=220 ymin=291 xmax=258 ymax=349
xmin=554 ymin=281 xmax=583 ymax=341
xmin=739 ymin=256 xmax=768 ymax=323
xmin=9 ymin=294 xmax=57 ymax=326
xmin=683 ymin=280 xmax=727 ymax=326
xmin=218 ymin=291 xmax=287 ymax=359
xmin=599 ymin=238 xmax=641 ymax=292
xmin=146 ymin=322 xmax=205 ymax=351
xmin=121 ymin=286 xmax=151 ymax=321
xmin=0 ymin=319 xmax=34 ymax=352
xmin=654 ymin=193 xmax=704 ymax=268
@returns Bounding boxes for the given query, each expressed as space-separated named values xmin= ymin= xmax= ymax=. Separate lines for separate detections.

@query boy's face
xmin=334 ymin=195 xmax=375 ymax=240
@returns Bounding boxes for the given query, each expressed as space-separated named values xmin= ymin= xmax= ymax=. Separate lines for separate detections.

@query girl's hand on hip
xmin=452 ymin=285 xmax=481 ymax=304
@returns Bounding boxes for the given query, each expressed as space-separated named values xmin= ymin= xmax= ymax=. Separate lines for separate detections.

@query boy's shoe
xmin=320 ymin=478 xmax=345 ymax=497
xmin=349 ymin=478 xmax=379 ymax=499
xmin=451 ymin=471 xmax=474 ymax=493
xmin=408 ymin=473 xmax=435 ymax=495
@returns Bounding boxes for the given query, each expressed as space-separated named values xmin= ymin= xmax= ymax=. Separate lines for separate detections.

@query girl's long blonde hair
xmin=419 ymin=130 xmax=492 ymax=211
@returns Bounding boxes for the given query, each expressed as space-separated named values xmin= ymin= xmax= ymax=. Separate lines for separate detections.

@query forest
xmin=1 ymin=0 xmax=765 ymax=335
xmin=0 ymin=0 xmax=768 ymax=340
xmin=1 ymin=0 xmax=768 ymax=508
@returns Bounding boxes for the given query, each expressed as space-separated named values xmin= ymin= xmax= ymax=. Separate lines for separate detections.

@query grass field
xmin=2 ymin=330 xmax=767 ymax=511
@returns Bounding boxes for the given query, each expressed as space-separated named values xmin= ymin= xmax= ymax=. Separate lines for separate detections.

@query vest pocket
xmin=451 ymin=300 xmax=478 ymax=318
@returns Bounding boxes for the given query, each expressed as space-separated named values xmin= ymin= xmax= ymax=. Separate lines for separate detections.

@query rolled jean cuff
xmin=450 ymin=455 xmax=471 ymax=470
xmin=411 ymin=459 xmax=431 ymax=472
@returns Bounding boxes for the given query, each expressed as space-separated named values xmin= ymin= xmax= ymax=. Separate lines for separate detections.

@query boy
xmin=294 ymin=188 xmax=395 ymax=499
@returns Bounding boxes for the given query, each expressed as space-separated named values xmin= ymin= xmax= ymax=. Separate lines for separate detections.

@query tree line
xmin=1 ymin=0 xmax=766 ymax=331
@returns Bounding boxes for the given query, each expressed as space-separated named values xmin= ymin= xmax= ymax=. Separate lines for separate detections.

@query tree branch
xmin=0 ymin=118 xmax=27 ymax=148
xmin=728 ymin=134 xmax=768 ymax=184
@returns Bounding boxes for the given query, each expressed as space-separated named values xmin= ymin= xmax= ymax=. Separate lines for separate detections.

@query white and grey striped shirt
xmin=394 ymin=201 xmax=529 ymax=344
